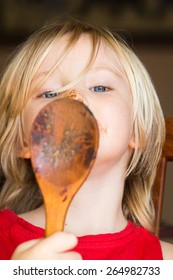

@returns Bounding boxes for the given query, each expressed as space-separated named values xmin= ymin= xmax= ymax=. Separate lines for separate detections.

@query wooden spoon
xmin=30 ymin=98 xmax=99 ymax=236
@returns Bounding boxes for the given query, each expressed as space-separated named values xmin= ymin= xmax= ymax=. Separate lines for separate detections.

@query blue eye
xmin=91 ymin=86 xmax=109 ymax=93
xmin=42 ymin=92 xmax=59 ymax=98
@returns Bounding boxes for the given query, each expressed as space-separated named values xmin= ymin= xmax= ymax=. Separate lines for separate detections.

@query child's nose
xmin=67 ymin=89 xmax=89 ymax=107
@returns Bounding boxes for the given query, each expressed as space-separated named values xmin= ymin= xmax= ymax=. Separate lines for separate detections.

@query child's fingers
xmin=59 ymin=251 xmax=82 ymax=260
xmin=11 ymin=239 xmax=42 ymax=259
xmin=11 ymin=232 xmax=81 ymax=260
xmin=11 ymin=239 xmax=41 ymax=260
xmin=38 ymin=231 xmax=78 ymax=253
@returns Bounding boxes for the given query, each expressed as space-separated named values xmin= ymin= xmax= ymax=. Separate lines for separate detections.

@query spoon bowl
xmin=30 ymin=98 xmax=99 ymax=236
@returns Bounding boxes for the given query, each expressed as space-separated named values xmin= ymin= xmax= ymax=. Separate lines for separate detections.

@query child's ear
xmin=128 ymin=135 xmax=136 ymax=149
xmin=18 ymin=145 xmax=31 ymax=159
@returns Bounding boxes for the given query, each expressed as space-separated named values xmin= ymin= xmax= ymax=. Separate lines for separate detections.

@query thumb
xmin=38 ymin=231 xmax=78 ymax=253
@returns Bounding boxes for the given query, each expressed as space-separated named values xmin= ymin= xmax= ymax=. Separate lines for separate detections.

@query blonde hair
xmin=0 ymin=17 xmax=165 ymax=232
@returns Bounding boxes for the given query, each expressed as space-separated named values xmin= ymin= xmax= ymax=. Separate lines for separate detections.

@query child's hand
xmin=11 ymin=232 xmax=82 ymax=260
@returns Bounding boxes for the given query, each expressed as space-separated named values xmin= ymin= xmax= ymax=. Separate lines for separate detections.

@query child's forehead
xmin=36 ymin=33 xmax=125 ymax=76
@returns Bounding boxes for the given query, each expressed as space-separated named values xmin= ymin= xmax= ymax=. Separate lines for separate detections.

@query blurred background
xmin=0 ymin=0 xmax=173 ymax=241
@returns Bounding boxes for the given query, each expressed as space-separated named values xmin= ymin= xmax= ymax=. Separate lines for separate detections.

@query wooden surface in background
xmin=153 ymin=118 xmax=173 ymax=236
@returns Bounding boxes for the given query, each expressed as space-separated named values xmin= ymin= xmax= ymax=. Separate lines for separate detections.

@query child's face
xmin=22 ymin=34 xmax=135 ymax=170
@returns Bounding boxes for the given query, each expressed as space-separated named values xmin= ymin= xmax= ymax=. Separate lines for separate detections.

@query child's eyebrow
xmin=33 ymin=71 xmax=50 ymax=81
xmin=31 ymin=70 xmax=58 ymax=91
xmin=88 ymin=66 xmax=126 ymax=81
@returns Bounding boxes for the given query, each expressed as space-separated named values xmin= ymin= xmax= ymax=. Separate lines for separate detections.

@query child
xmin=0 ymin=17 xmax=172 ymax=260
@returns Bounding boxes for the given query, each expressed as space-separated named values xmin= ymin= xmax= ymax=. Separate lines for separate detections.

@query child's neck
xmin=65 ymin=163 xmax=128 ymax=236
xmin=19 ymin=162 xmax=128 ymax=236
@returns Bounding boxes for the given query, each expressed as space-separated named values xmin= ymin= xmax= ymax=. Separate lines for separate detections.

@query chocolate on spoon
xmin=30 ymin=98 xmax=99 ymax=236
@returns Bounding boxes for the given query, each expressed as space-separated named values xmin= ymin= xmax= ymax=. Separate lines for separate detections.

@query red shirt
xmin=0 ymin=209 xmax=163 ymax=260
